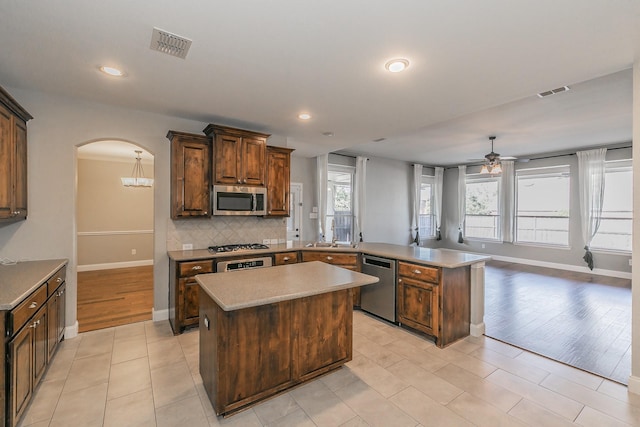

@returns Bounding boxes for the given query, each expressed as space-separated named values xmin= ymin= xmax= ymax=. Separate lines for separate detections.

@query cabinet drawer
xmin=302 ymin=252 xmax=358 ymax=266
xmin=275 ymin=252 xmax=299 ymax=265
xmin=179 ymin=260 xmax=214 ymax=277
xmin=11 ymin=284 xmax=47 ymax=334
xmin=398 ymin=262 xmax=439 ymax=283
xmin=47 ymin=267 xmax=66 ymax=296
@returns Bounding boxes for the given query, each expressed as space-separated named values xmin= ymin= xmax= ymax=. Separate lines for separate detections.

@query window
xmin=591 ymin=160 xmax=632 ymax=252
xmin=326 ymin=165 xmax=354 ymax=243
xmin=465 ymin=174 xmax=501 ymax=240
xmin=418 ymin=175 xmax=435 ymax=240
xmin=516 ymin=165 xmax=570 ymax=246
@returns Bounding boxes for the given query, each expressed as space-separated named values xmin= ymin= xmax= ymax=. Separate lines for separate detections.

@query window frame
xmin=464 ymin=173 xmax=502 ymax=242
xmin=326 ymin=163 xmax=355 ymax=244
xmin=418 ymin=174 xmax=436 ymax=241
xmin=514 ymin=165 xmax=571 ymax=248
xmin=590 ymin=159 xmax=632 ymax=254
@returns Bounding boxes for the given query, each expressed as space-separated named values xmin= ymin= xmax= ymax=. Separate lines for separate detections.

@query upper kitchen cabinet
xmin=167 ymin=131 xmax=212 ymax=219
xmin=203 ymin=124 xmax=269 ymax=187
xmin=265 ymin=146 xmax=293 ymax=216
xmin=0 ymin=85 xmax=32 ymax=225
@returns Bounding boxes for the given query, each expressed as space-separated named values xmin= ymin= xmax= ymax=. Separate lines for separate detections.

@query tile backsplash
xmin=167 ymin=217 xmax=287 ymax=251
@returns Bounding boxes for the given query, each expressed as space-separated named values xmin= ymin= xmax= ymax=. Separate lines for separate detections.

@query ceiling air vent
xmin=150 ymin=27 xmax=192 ymax=59
xmin=372 ymin=137 xmax=386 ymax=142
xmin=537 ymin=86 xmax=570 ymax=98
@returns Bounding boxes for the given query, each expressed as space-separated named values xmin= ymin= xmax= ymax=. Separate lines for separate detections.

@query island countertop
xmin=196 ymin=261 xmax=378 ymax=311
xmin=169 ymin=242 xmax=490 ymax=269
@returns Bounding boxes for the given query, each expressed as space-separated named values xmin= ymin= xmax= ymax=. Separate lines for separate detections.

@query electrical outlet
xmin=629 ymin=258 xmax=633 ymax=266
xmin=481 ymin=244 xmax=485 ymax=249
xmin=278 ymin=238 xmax=285 ymax=244
xmin=131 ymin=249 xmax=137 ymax=255
xmin=182 ymin=243 xmax=193 ymax=250
xmin=269 ymin=238 xmax=279 ymax=245
xmin=263 ymin=239 xmax=270 ymax=245
xmin=309 ymin=212 xmax=318 ymax=219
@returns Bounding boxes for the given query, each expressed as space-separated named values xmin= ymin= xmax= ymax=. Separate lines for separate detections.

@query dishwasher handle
xmin=363 ymin=256 xmax=393 ymax=270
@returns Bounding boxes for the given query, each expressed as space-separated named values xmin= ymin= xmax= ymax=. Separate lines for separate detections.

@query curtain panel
xmin=354 ymin=156 xmax=367 ymax=242
xmin=412 ymin=164 xmax=423 ymax=244
xmin=500 ymin=161 xmax=515 ymax=242
xmin=577 ymin=148 xmax=607 ymax=270
xmin=457 ymin=165 xmax=466 ymax=243
xmin=434 ymin=167 xmax=444 ymax=240
xmin=316 ymin=154 xmax=328 ymax=241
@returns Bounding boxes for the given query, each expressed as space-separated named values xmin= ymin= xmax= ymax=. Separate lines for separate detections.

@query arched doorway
xmin=76 ymin=140 xmax=154 ymax=332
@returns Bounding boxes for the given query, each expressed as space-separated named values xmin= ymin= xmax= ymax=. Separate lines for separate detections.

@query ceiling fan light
xmin=480 ymin=164 xmax=490 ymax=174
xmin=490 ymin=163 xmax=502 ymax=174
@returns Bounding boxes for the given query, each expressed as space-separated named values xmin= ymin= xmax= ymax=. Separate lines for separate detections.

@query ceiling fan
xmin=469 ymin=136 xmax=518 ymax=174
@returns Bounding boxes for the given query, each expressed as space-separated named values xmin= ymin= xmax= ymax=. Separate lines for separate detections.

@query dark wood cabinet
xmin=397 ymin=261 xmax=470 ymax=347
xmin=203 ymin=124 xmax=269 ymax=187
xmin=169 ymin=259 xmax=214 ymax=334
xmin=265 ymin=147 xmax=293 ymax=216
xmin=0 ymin=86 xmax=32 ymax=225
xmin=167 ymin=131 xmax=212 ymax=219
xmin=4 ymin=264 xmax=66 ymax=427
xmin=274 ymin=251 xmax=299 ymax=266
xmin=200 ymin=286 xmax=352 ymax=416
xmin=301 ymin=251 xmax=361 ymax=306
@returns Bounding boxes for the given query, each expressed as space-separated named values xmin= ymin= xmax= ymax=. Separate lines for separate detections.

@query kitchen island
xmin=196 ymin=261 xmax=378 ymax=416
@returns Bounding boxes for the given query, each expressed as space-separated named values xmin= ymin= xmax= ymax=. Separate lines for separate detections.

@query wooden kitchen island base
xmin=199 ymin=288 xmax=352 ymax=416
xmin=196 ymin=261 xmax=378 ymax=417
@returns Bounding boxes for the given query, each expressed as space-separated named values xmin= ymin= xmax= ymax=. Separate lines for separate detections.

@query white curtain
xmin=434 ymin=167 xmax=444 ymax=240
xmin=577 ymin=148 xmax=607 ymax=270
xmin=500 ymin=161 xmax=515 ymax=243
xmin=412 ymin=164 xmax=423 ymax=245
xmin=316 ymin=154 xmax=328 ymax=241
xmin=354 ymin=156 xmax=367 ymax=242
xmin=457 ymin=165 xmax=466 ymax=243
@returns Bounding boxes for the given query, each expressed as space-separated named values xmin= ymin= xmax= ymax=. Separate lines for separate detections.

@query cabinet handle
xmin=56 ymin=277 xmax=63 ymax=283
xmin=326 ymin=256 xmax=333 ymax=261
xmin=243 ymin=179 xmax=247 ymax=183
xmin=13 ymin=211 xmax=20 ymax=216
xmin=418 ymin=297 xmax=423 ymax=303
xmin=268 ymin=211 xmax=272 ymax=214
xmin=413 ymin=269 xmax=422 ymax=275
xmin=283 ymin=257 xmax=290 ymax=261
xmin=29 ymin=302 xmax=37 ymax=309
xmin=398 ymin=279 xmax=402 ymax=283
xmin=192 ymin=266 xmax=202 ymax=271
xmin=29 ymin=319 xmax=41 ymax=328
xmin=237 ymin=179 xmax=241 ymax=183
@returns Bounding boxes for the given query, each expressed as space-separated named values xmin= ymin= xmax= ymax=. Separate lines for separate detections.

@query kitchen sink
xmin=305 ymin=242 xmax=358 ymax=249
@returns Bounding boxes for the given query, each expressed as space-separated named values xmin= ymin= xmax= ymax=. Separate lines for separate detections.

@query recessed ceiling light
xmin=298 ymin=113 xmax=311 ymax=120
xmin=385 ymin=59 xmax=409 ymax=73
xmin=99 ymin=66 xmax=125 ymax=77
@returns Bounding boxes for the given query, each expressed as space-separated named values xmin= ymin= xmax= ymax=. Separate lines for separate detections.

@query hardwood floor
xmin=485 ymin=260 xmax=631 ymax=384
xmin=77 ymin=265 xmax=153 ymax=333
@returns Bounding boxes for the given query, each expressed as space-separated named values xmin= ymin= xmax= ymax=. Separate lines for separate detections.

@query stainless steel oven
xmin=216 ymin=256 xmax=273 ymax=272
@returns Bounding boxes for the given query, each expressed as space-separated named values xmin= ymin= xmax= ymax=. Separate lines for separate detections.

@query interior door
xmin=287 ymin=183 xmax=303 ymax=241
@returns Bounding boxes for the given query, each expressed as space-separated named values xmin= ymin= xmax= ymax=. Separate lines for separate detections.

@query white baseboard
xmin=628 ymin=375 xmax=640 ymax=395
xmin=490 ymin=255 xmax=631 ymax=280
xmin=77 ymin=260 xmax=154 ymax=272
xmin=64 ymin=321 xmax=79 ymax=339
xmin=153 ymin=308 xmax=169 ymax=322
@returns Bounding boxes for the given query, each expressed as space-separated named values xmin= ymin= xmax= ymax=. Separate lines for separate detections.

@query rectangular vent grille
xmin=150 ymin=27 xmax=192 ymax=59
xmin=537 ymin=86 xmax=570 ymax=98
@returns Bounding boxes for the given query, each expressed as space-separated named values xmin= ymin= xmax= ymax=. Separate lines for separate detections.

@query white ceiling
xmin=0 ymin=1 xmax=638 ymax=165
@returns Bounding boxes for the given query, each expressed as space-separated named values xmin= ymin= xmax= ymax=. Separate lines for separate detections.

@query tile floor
xmin=18 ymin=311 xmax=640 ymax=427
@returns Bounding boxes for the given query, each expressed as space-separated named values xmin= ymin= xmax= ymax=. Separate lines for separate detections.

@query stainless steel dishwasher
xmin=360 ymin=255 xmax=396 ymax=323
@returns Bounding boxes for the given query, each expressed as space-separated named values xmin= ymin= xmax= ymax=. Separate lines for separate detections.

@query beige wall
xmin=77 ymin=157 xmax=154 ymax=266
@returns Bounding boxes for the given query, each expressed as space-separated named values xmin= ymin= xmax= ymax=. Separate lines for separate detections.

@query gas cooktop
xmin=207 ymin=243 xmax=270 ymax=253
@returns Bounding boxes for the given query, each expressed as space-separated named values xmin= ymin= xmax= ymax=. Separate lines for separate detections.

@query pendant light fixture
xmin=121 ymin=150 xmax=153 ymax=187
xmin=481 ymin=136 xmax=502 ymax=175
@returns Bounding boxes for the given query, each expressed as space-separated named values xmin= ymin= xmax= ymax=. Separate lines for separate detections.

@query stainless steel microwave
xmin=212 ymin=185 xmax=267 ymax=216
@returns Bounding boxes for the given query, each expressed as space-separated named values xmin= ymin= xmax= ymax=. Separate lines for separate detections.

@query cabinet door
xmin=179 ymin=277 xmax=200 ymax=327
xmin=398 ymin=277 xmax=439 ymax=336
xmin=274 ymin=252 xmax=298 ymax=265
xmin=57 ymin=283 xmax=66 ymax=342
xmin=47 ymin=293 xmax=58 ymax=362
xmin=266 ymin=148 xmax=290 ymax=216
xmin=241 ymin=136 xmax=266 ymax=186
xmin=293 ymin=290 xmax=352 ymax=380
xmin=214 ymin=134 xmax=242 ymax=184
xmin=32 ymin=308 xmax=48 ymax=385
xmin=9 ymin=323 xmax=33 ymax=425
xmin=13 ymin=118 xmax=27 ymax=217
xmin=0 ymin=103 xmax=13 ymax=219
xmin=171 ymin=135 xmax=211 ymax=218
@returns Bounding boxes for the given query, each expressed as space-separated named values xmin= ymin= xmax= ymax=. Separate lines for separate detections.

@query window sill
xmin=513 ymin=241 xmax=571 ymax=250
xmin=589 ymin=247 xmax=631 ymax=256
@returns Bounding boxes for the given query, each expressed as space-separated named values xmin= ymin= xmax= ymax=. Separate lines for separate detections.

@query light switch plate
xmin=263 ymin=239 xmax=270 ymax=245
xmin=309 ymin=212 xmax=318 ymax=219
xmin=182 ymin=243 xmax=193 ymax=250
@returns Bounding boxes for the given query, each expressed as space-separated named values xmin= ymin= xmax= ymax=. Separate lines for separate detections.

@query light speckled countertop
xmin=196 ymin=261 xmax=378 ymax=311
xmin=169 ymin=241 xmax=490 ymax=269
xmin=0 ymin=259 xmax=68 ymax=310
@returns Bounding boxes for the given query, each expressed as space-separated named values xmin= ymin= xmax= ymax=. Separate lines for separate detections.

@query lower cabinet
xmin=301 ymin=251 xmax=361 ymax=306
xmin=200 ymin=287 xmax=352 ymax=416
xmin=274 ymin=251 xmax=299 ymax=266
xmin=397 ymin=261 xmax=470 ymax=348
xmin=169 ymin=259 xmax=213 ymax=334
xmin=5 ymin=265 xmax=66 ymax=427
